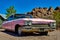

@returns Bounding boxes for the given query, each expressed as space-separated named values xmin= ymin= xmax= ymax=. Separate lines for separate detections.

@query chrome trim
xmin=24 ymin=20 xmax=32 ymax=25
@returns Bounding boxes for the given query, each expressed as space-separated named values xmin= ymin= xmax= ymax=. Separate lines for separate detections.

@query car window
xmin=7 ymin=15 xmax=14 ymax=21
xmin=14 ymin=15 xmax=33 ymax=19
xmin=6 ymin=15 xmax=33 ymax=21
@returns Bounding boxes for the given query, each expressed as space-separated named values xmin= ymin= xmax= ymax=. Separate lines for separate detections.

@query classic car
xmin=2 ymin=14 xmax=56 ymax=35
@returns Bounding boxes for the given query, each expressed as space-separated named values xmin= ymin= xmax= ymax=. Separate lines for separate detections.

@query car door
xmin=5 ymin=21 xmax=12 ymax=30
xmin=6 ymin=15 xmax=14 ymax=30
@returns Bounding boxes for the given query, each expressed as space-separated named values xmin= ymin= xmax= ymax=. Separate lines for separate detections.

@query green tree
xmin=6 ymin=6 xmax=16 ymax=18
xmin=53 ymin=11 xmax=60 ymax=28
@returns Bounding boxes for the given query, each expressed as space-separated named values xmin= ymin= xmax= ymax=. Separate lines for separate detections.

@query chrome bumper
xmin=22 ymin=27 xmax=56 ymax=32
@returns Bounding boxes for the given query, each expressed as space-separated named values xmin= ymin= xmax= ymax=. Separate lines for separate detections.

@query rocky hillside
xmin=27 ymin=6 xmax=60 ymax=19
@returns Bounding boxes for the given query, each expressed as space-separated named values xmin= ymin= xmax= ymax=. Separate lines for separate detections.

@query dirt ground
xmin=0 ymin=29 xmax=60 ymax=40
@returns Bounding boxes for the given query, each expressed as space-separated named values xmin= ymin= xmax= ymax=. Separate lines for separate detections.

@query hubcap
xmin=18 ymin=27 xmax=21 ymax=35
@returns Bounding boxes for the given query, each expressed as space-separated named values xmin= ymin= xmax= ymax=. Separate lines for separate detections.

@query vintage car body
xmin=2 ymin=15 xmax=56 ymax=35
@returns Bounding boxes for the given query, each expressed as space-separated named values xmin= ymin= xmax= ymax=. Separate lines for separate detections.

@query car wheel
xmin=39 ymin=31 xmax=48 ymax=35
xmin=44 ymin=31 xmax=48 ymax=35
xmin=17 ymin=27 xmax=22 ymax=36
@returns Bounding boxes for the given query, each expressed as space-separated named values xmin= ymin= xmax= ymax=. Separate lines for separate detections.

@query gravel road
xmin=0 ymin=29 xmax=60 ymax=40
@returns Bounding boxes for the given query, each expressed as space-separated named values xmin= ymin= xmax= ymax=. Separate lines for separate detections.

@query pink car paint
xmin=2 ymin=18 xmax=56 ymax=31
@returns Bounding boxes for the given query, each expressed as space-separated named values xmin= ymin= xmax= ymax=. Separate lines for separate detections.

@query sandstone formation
xmin=27 ymin=7 xmax=60 ymax=19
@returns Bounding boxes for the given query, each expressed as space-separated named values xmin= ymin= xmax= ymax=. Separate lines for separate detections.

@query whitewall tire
xmin=17 ymin=27 xmax=22 ymax=36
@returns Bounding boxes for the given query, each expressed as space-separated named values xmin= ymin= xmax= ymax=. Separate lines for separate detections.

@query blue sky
xmin=0 ymin=0 xmax=60 ymax=15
